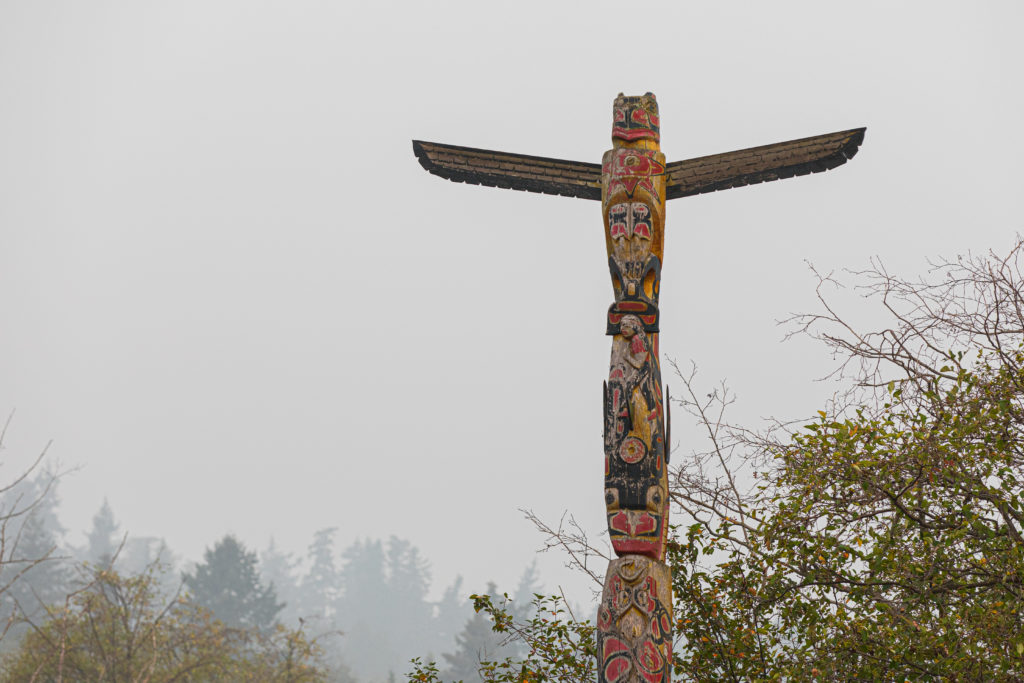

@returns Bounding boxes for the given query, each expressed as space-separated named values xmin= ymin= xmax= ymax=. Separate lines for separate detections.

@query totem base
xmin=597 ymin=555 xmax=672 ymax=683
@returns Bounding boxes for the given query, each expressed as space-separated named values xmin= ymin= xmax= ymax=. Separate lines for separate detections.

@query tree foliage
xmin=409 ymin=240 xmax=1024 ymax=681
xmin=1 ymin=564 xmax=326 ymax=681
xmin=84 ymin=498 xmax=120 ymax=567
xmin=438 ymin=582 xmax=505 ymax=682
xmin=671 ymin=242 xmax=1024 ymax=680
xmin=0 ymin=435 xmax=69 ymax=648
xmin=184 ymin=534 xmax=283 ymax=632
xmin=261 ymin=537 xmax=302 ymax=627
xmin=298 ymin=527 xmax=340 ymax=624
xmin=409 ymin=592 xmax=594 ymax=683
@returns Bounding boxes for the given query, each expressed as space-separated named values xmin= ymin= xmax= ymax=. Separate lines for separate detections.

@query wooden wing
xmin=412 ymin=140 xmax=602 ymax=200
xmin=664 ymin=128 xmax=866 ymax=200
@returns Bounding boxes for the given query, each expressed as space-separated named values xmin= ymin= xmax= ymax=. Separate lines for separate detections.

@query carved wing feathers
xmin=413 ymin=128 xmax=864 ymax=203
xmin=412 ymin=140 xmax=602 ymax=200
xmin=664 ymin=127 xmax=865 ymax=200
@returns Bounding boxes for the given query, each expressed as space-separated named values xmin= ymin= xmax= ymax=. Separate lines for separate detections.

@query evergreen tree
xmin=337 ymin=538 xmax=387 ymax=626
xmin=385 ymin=537 xmax=430 ymax=603
xmin=0 ymin=469 xmax=70 ymax=646
xmin=84 ymin=498 xmax=119 ymax=566
xmin=382 ymin=537 xmax=434 ymax=672
xmin=433 ymin=575 xmax=471 ymax=658
xmin=511 ymin=561 xmax=541 ymax=622
xmin=119 ymin=536 xmax=171 ymax=575
xmin=409 ymin=592 xmax=596 ymax=683
xmin=261 ymin=537 xmax=361 ymax=683
xmin=440 ymin=582 xmax=507 ymax=683
xmin=297 ymin=527 xmax=340 ymax=623
xmin=1 ymin=507 xmax=68 ymax=617
xmin=336 ymin=538 xmax=390 ymax=681
xmin=122 ymin=536 xmax=180 ymax=600
xmin=260 ymin=537 xmax=301 ymax=626
xmin=183 ymin=534 xmax=282 ymax=631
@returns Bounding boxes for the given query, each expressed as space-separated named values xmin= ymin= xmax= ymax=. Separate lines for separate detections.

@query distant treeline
xmin=0 ymin=468 xmax=543 ymax=682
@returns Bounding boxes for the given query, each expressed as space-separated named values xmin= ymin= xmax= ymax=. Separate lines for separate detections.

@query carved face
xmin=608 ymin=202 xmax=653 ymax=241
xmin=612 ymin=93 xmax=661 ymax=142
xmin=601 ymin=108 xmax=666 ymax=298
xmin=598 ymin=556 xmax=672 ymax=683
xmin=602 ymin=145 xmax=665 ymax=312
xmin=605 ymin=483 xmax=667 ymax=556
xmin=607 ymin=201 xmax=659 ymax=302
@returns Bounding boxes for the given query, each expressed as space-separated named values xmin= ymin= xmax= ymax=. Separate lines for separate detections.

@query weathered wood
xmin=664 ymin=127 xmax=865 ymax=199
xmin=413 ymin=128 xmax=864 ymax=204
xmin=411 ymin=141 xmax=602 ymax=199
xmin=599 ymin=94 xmax=673 ymax=682
xmin=410 ymin=91 xmax=865 ymax=683
xmin=597 ymin=555 xmax=673 ymax=683
xmin=601 ymin=94 xmax=670 ymax=565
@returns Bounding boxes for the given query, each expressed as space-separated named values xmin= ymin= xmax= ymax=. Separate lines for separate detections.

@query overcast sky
xmin=2 ymin=1 xmax=1022 ymax=604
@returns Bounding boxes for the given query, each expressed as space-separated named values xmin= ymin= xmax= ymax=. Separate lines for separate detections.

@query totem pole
xmin=413 ymin=93 xmax=864 ymax=682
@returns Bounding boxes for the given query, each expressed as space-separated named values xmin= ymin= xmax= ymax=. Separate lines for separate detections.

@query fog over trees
xmin=0 ymin=463 xmax=546 ymax=682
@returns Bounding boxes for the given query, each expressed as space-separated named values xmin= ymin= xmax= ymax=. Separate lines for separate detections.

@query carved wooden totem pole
xmin=413 ymin=93 xmax=864 ymax=682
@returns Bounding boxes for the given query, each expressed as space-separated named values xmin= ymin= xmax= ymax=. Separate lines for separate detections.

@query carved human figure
xmin=605 ymin=315 xmax=656 ymax=456
xmin=604 ymin=315 xmax=668 ymax=557
xmin=602 ymin=274 xmax=667 ymax=557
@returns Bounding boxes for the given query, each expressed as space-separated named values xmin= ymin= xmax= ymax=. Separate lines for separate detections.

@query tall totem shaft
xmin=410 ymin=91 xmax=866 ymax=683
xmin=598 ymin=93 xmax=673 ymax=683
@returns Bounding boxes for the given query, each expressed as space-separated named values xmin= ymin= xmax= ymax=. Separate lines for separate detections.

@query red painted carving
xmin=413 ymin=91 xmax=864 ymax=683
xmin=611 ymin=92 xmax=661 ymax=143
xmin=603 ymin=150 xmax=665 ymax=200
xmin=412 ymin=91 xmax=865 ymax=682
xmin=597 ymin=556 xmax=672 ymax=683
xmin=604 ymin=312 xmax=667 ymax=558
xmin=600 ymin=93 xmax=672 ymax=680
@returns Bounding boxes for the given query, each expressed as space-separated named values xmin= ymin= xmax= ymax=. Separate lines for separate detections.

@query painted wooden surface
xmin=664 ymin=127 xmax=864 ymax=199
xmin=411 ymin=91 xmax=865 ymax=683
xmin=412 ymin=127 xmax=863 ymax=202
xmin=597 ymin=555 xmax=673 ymax=683
xmin=599 ymin=94 xmax=673 ymax=682
xmin=411 ymin=140 xmax=602 ymax=199
xmin=601 ymin=94 xmax=669 ymax=562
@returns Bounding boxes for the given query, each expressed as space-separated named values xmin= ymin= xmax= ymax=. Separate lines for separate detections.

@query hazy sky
xmin=2 ymin=1 xmax=1022 ymax=604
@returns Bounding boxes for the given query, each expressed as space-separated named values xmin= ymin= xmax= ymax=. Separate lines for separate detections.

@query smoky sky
xmin=1 ymin=1 xmax=1022 ymax=602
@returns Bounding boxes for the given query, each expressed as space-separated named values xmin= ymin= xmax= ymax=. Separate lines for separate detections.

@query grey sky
xmin=1 ymin=1 xmax=1022 ymax=603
